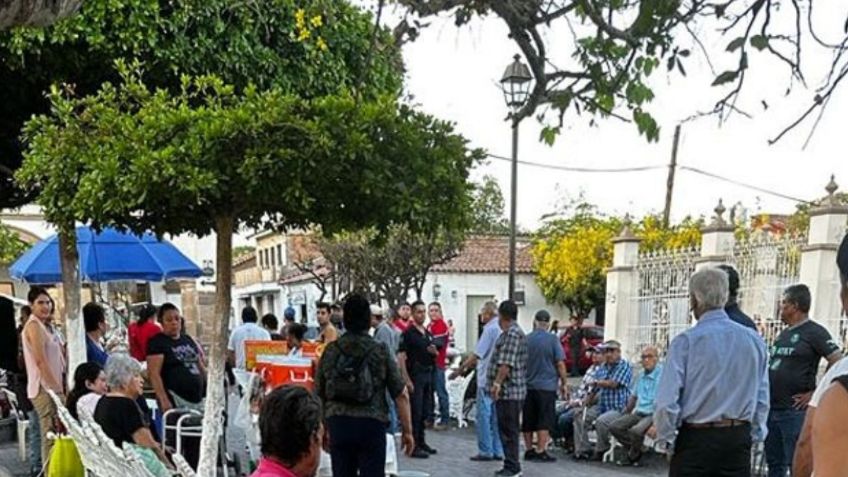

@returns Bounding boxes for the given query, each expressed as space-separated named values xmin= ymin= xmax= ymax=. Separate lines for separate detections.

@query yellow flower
xmin=310 ymin=15 xmax=323 ymax=28
xmin=316 ymin=37 xmax=328 ymax=51
xmin=295 ymin=9 xmax=306 ymax=27
xmin=298 ymin=28 xmax=311 ymax=41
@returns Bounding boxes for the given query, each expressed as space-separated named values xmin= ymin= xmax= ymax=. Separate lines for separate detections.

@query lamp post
xmin=500 ymin=54 xmax=532 ymax=301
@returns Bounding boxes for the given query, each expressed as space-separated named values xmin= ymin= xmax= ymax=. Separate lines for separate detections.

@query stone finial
xmin=619 ymin=213 xmax=635 ymax=238
xmin=825 ymin=175 xmax=839 ymax=205
xmin=713 ymin=199 xmax=727 ymax=226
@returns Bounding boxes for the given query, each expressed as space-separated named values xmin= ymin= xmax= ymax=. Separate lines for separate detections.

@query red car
xmin=560 ymin=325 xmax=604 ymax=374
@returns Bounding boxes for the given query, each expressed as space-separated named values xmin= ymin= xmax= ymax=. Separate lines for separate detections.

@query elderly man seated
xmin=608 ymin=346 xmax=663 ymax=466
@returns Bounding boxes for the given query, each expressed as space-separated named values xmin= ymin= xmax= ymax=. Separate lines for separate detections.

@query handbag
xmin=46 ymin=436 xmax=84 ymax=477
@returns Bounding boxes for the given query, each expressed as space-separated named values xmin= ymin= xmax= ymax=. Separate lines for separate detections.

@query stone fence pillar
xmin=697 ymin=200 xmax=736 ymax=270
xmin=800 ymin=177 xmax=848 ymax=345
xmin=605 ymin=218 xmax=641 ymax=355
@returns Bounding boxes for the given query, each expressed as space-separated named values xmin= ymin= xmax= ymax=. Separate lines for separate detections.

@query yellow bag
xmin=47 ymin=436 xmax=84 ymax=477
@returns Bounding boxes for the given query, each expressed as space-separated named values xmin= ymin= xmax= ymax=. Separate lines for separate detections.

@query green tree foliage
xmin=0 ymin=0 xmax=402 ymax=208
xmin=0 ymin=224 xmax=27 ymax=263
xmin=533 ymin=200 xmax=703 ymax=318
xmin=469 ymin=174 xmax=509 ymax=234
xmin=17 ymin=66 xmax=478 ymax=472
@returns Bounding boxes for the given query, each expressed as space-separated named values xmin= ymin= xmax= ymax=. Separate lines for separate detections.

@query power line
xmin=484 ymin=152 xmax=812 ymax=204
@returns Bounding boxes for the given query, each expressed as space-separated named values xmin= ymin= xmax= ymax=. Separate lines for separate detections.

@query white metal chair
xmin=1 ymin=387 xmax=29 ymax=462
xmin=448 ymin=370 xmax=473 ymax=428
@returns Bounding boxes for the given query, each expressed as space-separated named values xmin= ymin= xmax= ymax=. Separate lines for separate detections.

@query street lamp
xmin=500 ymin=54 xmax=532 ymax=302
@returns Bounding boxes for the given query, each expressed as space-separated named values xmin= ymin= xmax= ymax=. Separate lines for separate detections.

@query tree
xmin=232 ymin=245 xmax=255 ymax=261
xmin=0 ymin=223 xmax=27 ymax=263
xmin=1 ymin=0 xmax=402 ymax=209
xmin=533 ymin=200 xmax=702 ymax=318
xmin=394 ymin=1 xmax=848 ymax=145
xmin=321 ymin=224 xmax=465 ymax=308
xmin=0 ymin=0 xmax=81 ymax=30
xmin=18 ymin=66 xmax=477 ymax=473
xmin=469 ymin=174 xmax=509 ymax=234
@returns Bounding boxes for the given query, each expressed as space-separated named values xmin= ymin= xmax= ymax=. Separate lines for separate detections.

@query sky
xmin=397 ymin=4 xmax=848 ymax=231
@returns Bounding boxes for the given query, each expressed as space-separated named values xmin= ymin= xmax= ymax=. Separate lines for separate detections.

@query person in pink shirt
xmin=251 ymin=386 xmax=323 ymax=477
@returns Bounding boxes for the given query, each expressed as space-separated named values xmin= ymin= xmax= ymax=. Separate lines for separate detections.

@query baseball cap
xmin=534 ymin=309 xmax=551 ymax=322
xmin=370 ymin=304 xmax=383 ymax=316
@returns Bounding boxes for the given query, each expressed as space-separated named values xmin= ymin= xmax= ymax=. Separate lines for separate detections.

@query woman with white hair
xmin=93 ymin=354 xmax=172 ymax=476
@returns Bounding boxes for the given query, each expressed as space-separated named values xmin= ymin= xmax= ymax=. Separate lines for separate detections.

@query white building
xmin=417 ymin=236 xmax=571 ymax=353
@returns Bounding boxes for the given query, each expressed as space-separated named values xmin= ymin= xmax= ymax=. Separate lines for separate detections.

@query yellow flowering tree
xmin=533 ymin=202 xmax=702 ymax=318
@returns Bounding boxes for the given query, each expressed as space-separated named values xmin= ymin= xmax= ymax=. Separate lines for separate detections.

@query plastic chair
xmin=1 ymin=387 xmax=29 ymax=462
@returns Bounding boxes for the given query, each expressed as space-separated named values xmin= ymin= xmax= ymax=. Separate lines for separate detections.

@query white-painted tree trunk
xmin=58 ymin=228 xmax=84 ymax=389
xmin=0 ymin=0 xmax=82 ymax=29
xmin=196 ymin=215 xmax=234 ymax=476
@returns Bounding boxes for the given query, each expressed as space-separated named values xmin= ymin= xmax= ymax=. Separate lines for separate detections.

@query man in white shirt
xmin=227 ymin=306 xmax=271 ymax=369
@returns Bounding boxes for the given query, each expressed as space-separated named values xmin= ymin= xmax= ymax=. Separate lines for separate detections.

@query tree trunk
xmin=58 ymin=226 xmax=84 ymax=389
xmin=0 ymin=0 xmax=82 ymax=29
xmin=196 ymin=215 xmax=234 ymax=476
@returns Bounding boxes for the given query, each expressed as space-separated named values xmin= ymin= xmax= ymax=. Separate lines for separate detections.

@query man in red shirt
xmin=427 ymin=302 xmax=451 ymax=430
xmin=393 ymin=303 xmax=412 ymax=333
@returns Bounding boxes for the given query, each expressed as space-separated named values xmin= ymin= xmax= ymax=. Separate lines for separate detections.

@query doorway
xmin=466 ymin=295 xmax=494 ymax=352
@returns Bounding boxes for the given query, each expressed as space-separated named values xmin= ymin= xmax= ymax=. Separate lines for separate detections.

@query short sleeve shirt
xmin=94 ymin=396 xmax=147 ymax=448
xmin=475 ymin=318 xmax=502 ymax=389
xmin=526 ymin=329 xmax=565 ymax=391
xmin=315 ymin=333 xmax=405 ymax=423
xmin=487 ymin=322 xmax=528 ymax=401
xmin=810 ymin=357 xmax=848 ymax=408
xmin=399 ymin=325 xmax=436 ymax=374
xmin=147 ymin=333 xmax=206 ymax=404
xmin=227 ymin=323 xmax=271 ymax=369
xmin=769 ymin=320 xmax=840 ymax=409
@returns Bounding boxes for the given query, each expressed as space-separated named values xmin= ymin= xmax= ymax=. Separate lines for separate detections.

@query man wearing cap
xmin=573 ymin=339 xmax=633 ymax=461
xmin=372 ymin=304 xmax=402 ymax=435
xmin=793 ymin=233 xmax=848 ymax=477
xmin=521 ymin=309 xmax=569 ymax=463
xmin=652 ymin=267 xmax=769 ymax=476
xmin=489 ymin=300 xmax=528 ymax=477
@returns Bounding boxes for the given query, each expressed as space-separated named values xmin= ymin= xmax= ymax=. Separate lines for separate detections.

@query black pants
xmin=670 ymin=424 xmax=752 ymax=477
xmin=327 ymin=416 xmax=387 ymax=477
xmin=411 ymin=369 xmax=433 ymax=449
xmin=496 ymin=399 xmax=523 ymax=473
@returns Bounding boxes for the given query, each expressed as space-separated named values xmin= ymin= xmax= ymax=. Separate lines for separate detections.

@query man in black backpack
xmin=315 ymin=295 xmax=414 ymax=477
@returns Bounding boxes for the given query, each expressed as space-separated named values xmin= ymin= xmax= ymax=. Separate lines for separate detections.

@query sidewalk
xmin=0 ymin=441 xmax=28 ymax=477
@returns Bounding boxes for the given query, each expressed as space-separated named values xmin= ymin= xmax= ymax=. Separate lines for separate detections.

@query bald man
xmin=608 ymin=346 xmax=663 ymax=466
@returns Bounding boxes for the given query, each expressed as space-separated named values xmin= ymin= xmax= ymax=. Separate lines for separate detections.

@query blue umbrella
xmin=9 ymin=226 xmax=203 ymax=284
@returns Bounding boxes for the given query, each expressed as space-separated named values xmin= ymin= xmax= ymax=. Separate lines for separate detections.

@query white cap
xmin=370 ymin=304 xmax=383 ymax=316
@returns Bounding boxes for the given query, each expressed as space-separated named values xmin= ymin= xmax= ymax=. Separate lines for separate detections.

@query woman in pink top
xmin=22 ymin=286 xmax=66 ymax=463
xmin=251 ymin=386 xmax=323 ymax=477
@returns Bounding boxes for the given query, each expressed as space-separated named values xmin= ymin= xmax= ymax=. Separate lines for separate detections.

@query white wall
xmin=418 ymin=272 xmax=570 ymax=352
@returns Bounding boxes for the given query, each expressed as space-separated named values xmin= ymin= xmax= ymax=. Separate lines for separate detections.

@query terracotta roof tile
xmin=432 ymin=235 xmax=535 ymax=274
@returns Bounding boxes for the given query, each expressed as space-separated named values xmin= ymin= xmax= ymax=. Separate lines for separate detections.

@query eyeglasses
xmin=641 ymin=354 xmax=657 ymax=359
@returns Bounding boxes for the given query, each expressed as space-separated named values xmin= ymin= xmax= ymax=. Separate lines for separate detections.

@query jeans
xmin=327 ymin=415 xmax=387 ymax=477
xmin=496 ymin=400 xmax=523 ymax=473
xmin=475 ymin=387 xmax=503 ymax=458
xmin=553 ymin=408 xmax=576 ymax=442
xmin=429 ymin=368 xmax=450 ymax=425
xmin=411 ymin=369 xmax=433 ymax=449
xmin=764 ymin=408 xmax=805 ymax=477
xmin=26 ymin=410 xmax=42 ymax=474
xmin=670 ymin=425 xmax=752 ymax=477
xmin=386 ymin=391 xmax=399 ymax=435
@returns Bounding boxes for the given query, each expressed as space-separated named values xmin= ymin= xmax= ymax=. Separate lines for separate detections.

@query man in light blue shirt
xmin=609 ymin=345 xmax=662 ymax=466
xmin=451 ymin=301 xmax=504 ymax=461
xmin=652 ymin=267 xmax=769 ymax=477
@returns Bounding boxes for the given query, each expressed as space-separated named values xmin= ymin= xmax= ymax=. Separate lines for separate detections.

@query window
xmin=276 ymin=244 xmax=283 ymax=266
xmin=270 ymin=247 xmax=275 ymax=268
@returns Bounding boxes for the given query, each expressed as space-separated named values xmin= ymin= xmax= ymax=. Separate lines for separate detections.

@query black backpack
xmin=326 ymin=341 xmax=379 ymax=404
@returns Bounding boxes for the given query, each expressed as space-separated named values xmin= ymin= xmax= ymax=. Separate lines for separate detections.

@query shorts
xmin=521 ymin=389 xmax=556 ymax=432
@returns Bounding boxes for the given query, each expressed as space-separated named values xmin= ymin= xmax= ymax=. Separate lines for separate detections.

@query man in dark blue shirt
xmin=83 ymin=302 xmax=109 ymax=366
xmin=718 ymin=264 xmax=757 ymax=330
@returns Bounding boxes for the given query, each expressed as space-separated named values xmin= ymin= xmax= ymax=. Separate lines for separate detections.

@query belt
xmin=682 ymin=419 xmax=750 ymax=429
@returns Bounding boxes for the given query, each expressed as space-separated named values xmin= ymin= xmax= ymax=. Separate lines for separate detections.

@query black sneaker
xmin=410 ymin=448 xmax=430 ymax=459
xmin=535 ymin=451 xmax=557 ymax=463
xmin=494 ymin=469 xmax=522 ymax=477
xmin=572 ymin=452 xmax=589 ymax=461
xmin=523 ymin=449 xmax=538 ymax=461
xmin=421 ymin=443 xmax=438 ymax=455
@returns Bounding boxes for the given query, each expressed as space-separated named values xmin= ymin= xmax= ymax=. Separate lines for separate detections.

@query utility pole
xmin=663 ymin=124 xmax=681 ymax=229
